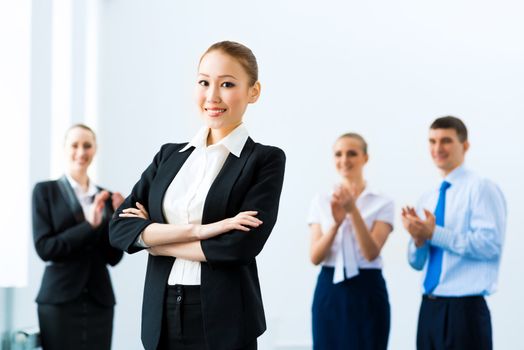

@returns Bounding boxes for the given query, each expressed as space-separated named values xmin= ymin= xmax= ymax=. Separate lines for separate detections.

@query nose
xmin=77 ymin=146 xmax=88 ymax=157
xmin=206 ymin=84 xmax=221 ymax=103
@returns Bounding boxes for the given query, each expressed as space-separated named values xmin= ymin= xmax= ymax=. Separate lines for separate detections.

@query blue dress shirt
xmin=408 ymin=165 xmax=507 ymax=296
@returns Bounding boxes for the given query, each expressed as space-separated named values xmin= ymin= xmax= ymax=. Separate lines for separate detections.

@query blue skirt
xmin=312 ymin=267 xmax=390 ymax=350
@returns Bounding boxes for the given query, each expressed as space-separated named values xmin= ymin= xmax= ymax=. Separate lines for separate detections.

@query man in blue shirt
xmin=402 ymin=116 xmax=506 ymax=350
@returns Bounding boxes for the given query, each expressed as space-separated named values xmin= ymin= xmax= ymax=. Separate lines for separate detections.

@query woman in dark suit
xmin=32 ymin=124 xmax=124 ymax=350
xmin=110 ymin=41 xmax=286 ymax=350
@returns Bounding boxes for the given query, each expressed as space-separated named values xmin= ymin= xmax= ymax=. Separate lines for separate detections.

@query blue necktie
xmin=423 ymin=180 xmax=451 ymax=294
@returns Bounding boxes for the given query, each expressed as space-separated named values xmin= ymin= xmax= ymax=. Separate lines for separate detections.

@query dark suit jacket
xmin=32 ymin=176 xmax=123 ymax=306
xmin=109 ymin=138 xmax=286 ymax=350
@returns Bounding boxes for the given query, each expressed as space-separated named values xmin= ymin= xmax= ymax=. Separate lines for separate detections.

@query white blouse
xmin=65 ymin=174 xmax=98 ymax=220
xmin=163 ymin=124 xmax=249 ymax=285
xmin=308 ymin=186 xmax=394 ymax=283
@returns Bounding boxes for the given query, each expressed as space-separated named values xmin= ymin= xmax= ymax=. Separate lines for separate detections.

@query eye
xmin=83 ymin=143 xmax=92 ymax=149
xmin=198 ymin=80 xmax=209 ymax=87
xmin=347 ymin=150 xmax=358 ymax=157
xmin=334 ymin=151 xmax=341 ymax=157
xmin=221 ymin=81 xmax=235 ymax=88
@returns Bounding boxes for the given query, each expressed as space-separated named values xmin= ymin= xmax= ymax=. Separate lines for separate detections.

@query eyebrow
xmin=198 ymin=73 xmax=238 ymax=80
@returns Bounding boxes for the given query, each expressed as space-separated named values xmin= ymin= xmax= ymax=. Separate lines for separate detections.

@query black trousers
xmin=158 ymin=285 xmax=257 ymax=350
xmin=37 ymin=290 xmax=113 ymax=350
xmin=417 ymin=295 xmax=492 ymax=350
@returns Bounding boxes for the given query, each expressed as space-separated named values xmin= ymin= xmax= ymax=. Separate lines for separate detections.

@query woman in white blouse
xmin=308 ymin=133 xmax=394 ymax=350
xmin=110 ymin=41 xmax=286 ymax=350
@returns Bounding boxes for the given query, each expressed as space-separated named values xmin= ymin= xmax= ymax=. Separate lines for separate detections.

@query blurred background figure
xmin=402 ymin=116 xmax=507 ymax=350
xmin=31 ymin=124 xmax=124 ymax=350
xmin=308 ymin=133 xmax=394 ymax=350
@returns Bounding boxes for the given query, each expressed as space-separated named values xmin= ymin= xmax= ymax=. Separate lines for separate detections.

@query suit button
xmin=176 ymin=296 xmax=182 ymax=303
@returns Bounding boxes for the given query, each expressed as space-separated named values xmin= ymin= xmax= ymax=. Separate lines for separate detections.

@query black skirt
xmin=312 ymin=267 xmax=390 ymax=350
xmin=37 ymin=290 xmax=114 ymax=350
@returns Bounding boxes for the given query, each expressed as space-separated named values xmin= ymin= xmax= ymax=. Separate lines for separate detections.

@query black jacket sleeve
xmin=32 ymin=182 xmax=103 ymax=262
xmin=109 ymin=144 xmax=173 ymax=253
xmin=201 ymin=147 xmax=286 ymax=266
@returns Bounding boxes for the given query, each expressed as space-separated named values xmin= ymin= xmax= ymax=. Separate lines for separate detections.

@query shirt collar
xmin=439 ymin=164 xmax=467 ymax=188
xmin=65 ymin=174 xmax=98 ymax=197
xmin=179 ymin=124 xmax=249 ymax=158
xmin=359 ymin=183 xmax=381 ymax=199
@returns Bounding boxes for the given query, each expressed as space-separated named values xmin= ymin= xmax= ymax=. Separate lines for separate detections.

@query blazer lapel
xmin=57 ymin=175 xmax=85 ymax=224
xmin=149 ymin=146 xmax=195 ymax=223
xmin=202 ymin=138 xmax=255 ymax=224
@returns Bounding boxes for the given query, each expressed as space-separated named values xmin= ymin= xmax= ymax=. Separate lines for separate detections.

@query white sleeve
xmin=375 ymin=198 xmax=395 ymax=230
xmin=307 ymin=194 xmax=322 ymax=225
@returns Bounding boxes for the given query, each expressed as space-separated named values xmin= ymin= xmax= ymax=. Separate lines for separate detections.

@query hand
xmin=401 ymin=206 xmax=436 ymax=245
xmin=330 ymin=198 xmax=346 ymax=226
xmin=333 ymin=185 xmax=357 ymax=213
xmin=199 ymin=211 xmax=262 ymax=239
xmin=87 ymin=190 xmax=110 ymax=228
xmin=111 ymin=192 xmax=125 ymax=211
xmin=119 ymin=202 xmax=150 ymax=220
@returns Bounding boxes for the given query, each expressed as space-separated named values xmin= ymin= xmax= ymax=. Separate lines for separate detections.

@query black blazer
xmin=32 ymin=176 xmax=123 ymax=306
xmin=109 ymin=138 xmax=286 ymax=350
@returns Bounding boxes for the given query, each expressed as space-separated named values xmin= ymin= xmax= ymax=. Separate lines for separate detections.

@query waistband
xmin=165 ymin=284 xmax=201 ymax=305
xmin=320 ymin=266 xmax=382 ymax=274
xmin=423 ymin=294 xmax=484 ymax=301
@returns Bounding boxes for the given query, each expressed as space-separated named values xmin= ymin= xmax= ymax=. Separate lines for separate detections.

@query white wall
xmin=17 ymin=0 xmax=524 ymax=349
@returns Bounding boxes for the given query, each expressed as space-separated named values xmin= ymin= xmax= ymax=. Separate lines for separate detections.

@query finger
xmin=98 ymin=190 xmax=110 ymax=201
xmin=241 ymin=215 xmax=263 ymax=224
xmin=136 ymin=202 xmax=149 ymax=215
xmin=119 ymin=213 xmax=141 ymax=218
xmin=239 ymin=219 xmax=261 ymax=227
xmin=240 ymin=211 xmax=258 ymax=216
xmin=423 ymin=209 xmax=433 ymax=218
xmin=234 ymin=224 xmax=250 ymax=232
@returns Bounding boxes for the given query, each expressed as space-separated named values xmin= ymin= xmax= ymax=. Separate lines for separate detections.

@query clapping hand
xmin=111 ymin=192 xmax=125 ymax=211
xmin=401 ymin=206 xmax=436 ymax=246
xmin=87 ymin=190 xmax=110 ymax=228
xmin=331 ymin=185 xmax=357 ymax=225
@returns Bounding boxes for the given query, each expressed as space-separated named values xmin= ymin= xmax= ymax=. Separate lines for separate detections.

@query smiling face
xmin=333 ymin=136 xmax=368 ymax=179
xmin=429 ymin=128 xmax=469 ymax=175
xmin=65 ymin=126 xmax=96 ymax=175
xmin=195 ymin=50 xmax=260 ymax=136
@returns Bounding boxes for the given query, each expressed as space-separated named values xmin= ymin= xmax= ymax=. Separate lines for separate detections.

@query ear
xmin=364 ymin=153 xmax=369 ymax=164
xmin=463 ymin=140 xmax=470 ymax=153
xmin=248 ymin=81 xmax=261 ymax=104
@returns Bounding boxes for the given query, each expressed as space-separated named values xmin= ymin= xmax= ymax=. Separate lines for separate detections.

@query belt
xmin=423 ymin=294 xmax=483 ymax=301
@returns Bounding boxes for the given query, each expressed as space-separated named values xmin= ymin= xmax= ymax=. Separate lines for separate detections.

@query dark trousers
xmin=158 ymin=285 xmax=257 ymax=350
xmin=312 ymin=267 xmax=390 ymax=350
xmin=417 ymin=295 xmax=492 ymax=350
xmin=37 ymin=291 xmax=113 ymax=350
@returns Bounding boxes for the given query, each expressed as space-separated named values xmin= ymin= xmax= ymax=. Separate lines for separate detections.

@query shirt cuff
xmin=430 ymin=225 xmax=452 ymax=249
xmin=135 ymin=232 xmax=150 ymax=248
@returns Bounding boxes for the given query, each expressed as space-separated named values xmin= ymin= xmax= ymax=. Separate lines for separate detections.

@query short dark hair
xmin=430 ymin=116 xmax=468 ymax=142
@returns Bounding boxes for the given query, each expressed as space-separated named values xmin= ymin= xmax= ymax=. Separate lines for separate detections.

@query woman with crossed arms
xmin=110 ymin=41 xmax=286 ymax=350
